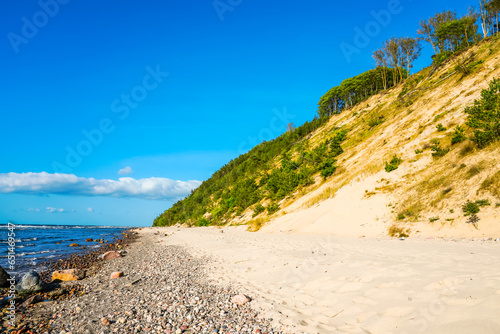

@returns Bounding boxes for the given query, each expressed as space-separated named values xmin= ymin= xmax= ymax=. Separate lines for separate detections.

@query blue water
xmin=0 ymin=224 xmax=129 ymax=278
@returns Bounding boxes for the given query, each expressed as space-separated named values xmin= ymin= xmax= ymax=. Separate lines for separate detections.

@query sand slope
xmin=152 ymin=226 xmax=500 ymax=334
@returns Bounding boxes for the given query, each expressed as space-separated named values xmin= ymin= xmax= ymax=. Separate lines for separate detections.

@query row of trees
xmin=417 ymin=9 xmax=480 ymax=57
xmin=418 ymin=1 xmax=500 ymax=60
xmin=317 ymin=67 xmax=407 ymax=118
xmin=373 ymin=37 xmax=422 ymax=83
xmin=319 ymin=1 xmax=499 ymax=119
xmin=318 ymin=35 xmax=419 ymax=119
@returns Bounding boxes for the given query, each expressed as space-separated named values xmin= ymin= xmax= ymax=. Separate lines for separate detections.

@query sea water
xmin=0 ymin=224 xmax=129 ymax=278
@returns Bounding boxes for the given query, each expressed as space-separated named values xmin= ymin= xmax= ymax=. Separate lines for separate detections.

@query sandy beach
xmin=22 ymin=226 xmax=500 ymax=334
xmin=150 ymin=226 xmax=500 ymax=334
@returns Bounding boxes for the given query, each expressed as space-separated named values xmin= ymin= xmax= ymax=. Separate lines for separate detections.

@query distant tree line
xmin=318 ymin=0 xmax=500 ymax=118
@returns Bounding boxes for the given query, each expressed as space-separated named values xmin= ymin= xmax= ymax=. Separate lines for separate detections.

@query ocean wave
xmin=18 ymin=250 xmax=53 ymax=256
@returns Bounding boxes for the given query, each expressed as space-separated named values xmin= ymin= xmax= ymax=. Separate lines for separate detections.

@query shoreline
xmin=1 ymin=229 xmax=138 ymax=333
xmin=18 ymin=228 xmax=286 ymax=334
xmin=12 ymin=226 xmax=500 ymax=333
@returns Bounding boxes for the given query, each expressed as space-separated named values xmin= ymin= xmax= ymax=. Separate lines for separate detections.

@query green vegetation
xmin=317 ymin=68 xmax=405 ymax=117
xmin=196 ymin=218 xmax=211 ymax=227
xmin=462 ymin=200 xmax=480 ymax=216
xmin=418 ymin=10 xmax=480 ymax=65
xmin=266 ymin=202 xmax=280 ymax=215
xmin=476 ymin=199 xmax=491 ymax=207
xmin=367 ymin=115 xmax=385 ymax=128
xmin=385 ymin=155 xmax=403 ymax=173
xmin=153 ymin=122 xmax=348 ymax=226
xmin=451 ymin=125 xmax=467 ymax=144
xmin=465 ymin=78 xmax=500 ymax=148
xmin=153 ymin=1 xmax=500 ymax=228
xmin=436 ymin=123 xmax=447 ymax=132
xmin=431 ymin=141 xmax=450 ymax=157
xmin=252 ymin=204 xmax=265 ymax=217
xmin=429 ymin=217 xmax=440 ymax=222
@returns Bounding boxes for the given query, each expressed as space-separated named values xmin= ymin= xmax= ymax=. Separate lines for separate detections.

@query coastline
xmin=1 ymin=229 xmax=138 ymax=333
xmin=18 ymin=228 xmax=285 ymax=334
xmin=13 ymin=226 xmax=500 ymax=334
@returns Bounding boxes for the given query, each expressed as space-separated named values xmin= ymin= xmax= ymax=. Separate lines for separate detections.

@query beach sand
xmin=152 ymin=226 xmax=500 ymax=334
xmin=23 ymin=226 xmax=500 ymax=334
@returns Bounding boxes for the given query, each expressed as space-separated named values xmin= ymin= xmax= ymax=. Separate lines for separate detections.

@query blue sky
xmin=0 ymin=0 xmax=475 ymax=226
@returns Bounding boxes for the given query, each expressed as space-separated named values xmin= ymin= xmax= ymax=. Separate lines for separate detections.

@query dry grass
xmin=466 ymin=161 xmax=487 ymax=179
xmin=388 ymin=224 xmax=411 ymax=238
xmin=479 ymin=170 xmax=500 ymax=197
xmin=227 ymin=38 xmax=500 ymax=231
xmin=246 ymin=217 xmax=270 ymax=232
xmin=303 ymin=186 xmax=339 ymax=209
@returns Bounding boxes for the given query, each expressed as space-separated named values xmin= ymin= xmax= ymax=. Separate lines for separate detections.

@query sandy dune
xmin=143 ymin=226 xmax=500 ymax=334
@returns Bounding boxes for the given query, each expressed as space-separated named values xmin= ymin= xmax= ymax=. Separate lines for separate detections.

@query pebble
xmin=21 ymin=232 xmax=284 ymax=334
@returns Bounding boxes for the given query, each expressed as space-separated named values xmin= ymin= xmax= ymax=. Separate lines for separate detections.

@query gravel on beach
xmin=16 ymin=230 xmax=287 ymax=334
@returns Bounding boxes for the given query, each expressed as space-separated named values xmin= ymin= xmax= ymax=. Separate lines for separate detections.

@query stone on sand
xmin=52 ymin=269 xmax=85 ymax=281
xmin=110 ymin=271 xmax=124 ymax=279
xmin=102 ymin=251 xmax=122 ymax=260
xmin=22 ymin=294 xmax=44 ymax=307
xmin=231 ymin=294 xmax=251 ymax=305
xmin=17 ymin=271 xmax=45 ymax=293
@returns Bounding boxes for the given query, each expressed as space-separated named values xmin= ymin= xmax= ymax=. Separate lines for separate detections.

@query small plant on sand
xmin=388 ymin=225 xmax=410 ymax=238
xmin=385 ymin=154 xmax=403 ymax=172
xmin=415 ymin=149 xmax=423 ymax=154
xmin=451 ymin=125 xmax=467 ymax=145
xmin=436 ymin=124 xmax=447 ymax=132
xmin=431 ymin=141 xmax=450 ymax=157
xmin=429 ymin=217 xmax=440 ymax=223
xmin=463 ymin=200 xmax=480 ymax=216
xmin=463 ymin=201 xmax=480 ymax=228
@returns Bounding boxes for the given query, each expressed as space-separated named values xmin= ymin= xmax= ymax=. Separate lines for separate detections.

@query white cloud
xmin=46 ymin=207 xmax=73 ymax=213
xmin=27 ymin=208 xmax=40 ymax=212
xmin=0 ymin=172 xmax=201 ymax=200
xmin=87 ymin=207 xmax=94 ymax=212
xmin=118 ymin=166 xmax=133 ymax=175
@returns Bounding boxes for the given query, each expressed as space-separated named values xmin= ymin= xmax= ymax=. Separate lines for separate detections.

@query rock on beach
xmin=0 ymin=265 xmax=10 ymax=288
xmin=22 ymin=294 xmax=44 ymax=307
xmin=52 ymin=269 xmax=85 ymax=281
xmin=101 ymin=251 xmax=122 ymax=260
xmin=231 ymin=294 xmax=252 ymax=305
xmin=110 ymin=271 xmax=124 ymax=279
xmin=16 ymin=271 xmax=45 ymax=294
